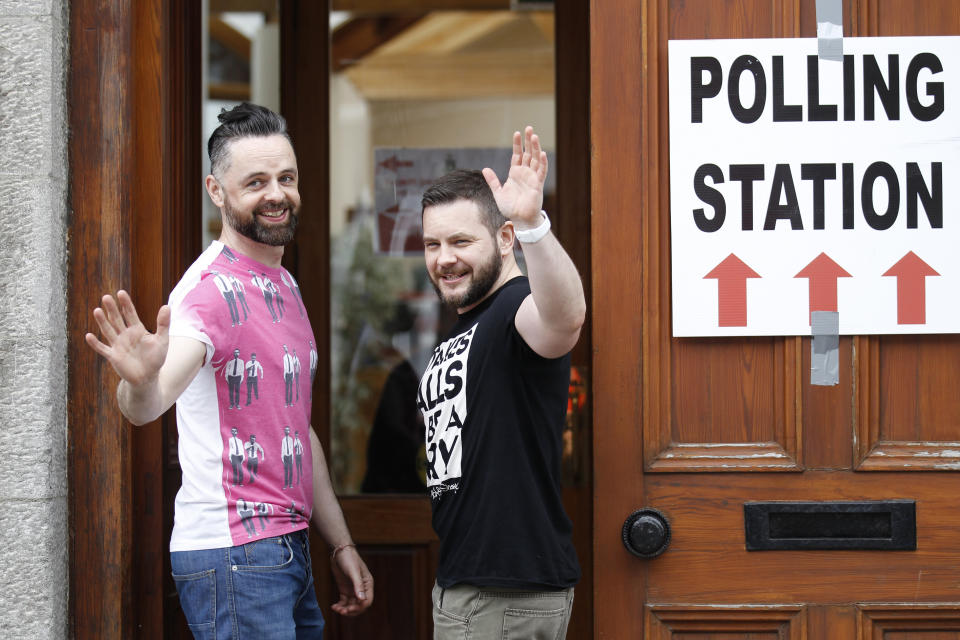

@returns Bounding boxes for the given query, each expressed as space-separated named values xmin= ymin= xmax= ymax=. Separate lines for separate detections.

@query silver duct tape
xmin=816 ymin=0 xmax=844 ymax=61
xmin=811 ymin=311 xmax=840 ymax=386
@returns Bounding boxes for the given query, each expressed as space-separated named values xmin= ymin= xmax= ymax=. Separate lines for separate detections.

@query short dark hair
xmin=420 ymin=169 xmax=504 ymax=236
xmin=207 ymin=102 xmax=291 ymax=178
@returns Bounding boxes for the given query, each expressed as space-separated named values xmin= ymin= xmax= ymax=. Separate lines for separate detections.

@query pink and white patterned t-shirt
xmin=167 ymin=241 xmax=315 ymax=551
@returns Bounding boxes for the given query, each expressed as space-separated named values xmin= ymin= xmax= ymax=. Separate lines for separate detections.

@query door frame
xmin=67 ymin=0 xmax=201 ymax=637
xmin=68 ymin=1 xmax=593 ymax=637
xmin=283 ymin=2 xmax=595 ymax=637
xmin=590 ymin=0 xmax=647 ymax=635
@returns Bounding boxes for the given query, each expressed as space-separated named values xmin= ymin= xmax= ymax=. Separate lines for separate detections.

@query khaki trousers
xmin=432 ymin=581 xmax=574 ymax=640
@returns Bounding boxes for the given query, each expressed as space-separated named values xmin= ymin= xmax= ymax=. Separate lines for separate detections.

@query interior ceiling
xmin=339 ymin=10 xmax=555 ymax=100
xmin=209 ymin=7 xmax=555 ymax=101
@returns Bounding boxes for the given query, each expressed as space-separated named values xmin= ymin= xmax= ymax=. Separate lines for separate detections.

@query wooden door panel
xmin=876 ymin=337 xmax=960 ymax=440
xmin=648 ymin=0 xmax=806 ymax=476
xmin=668 ymin=0 xmax=793 ymax=39
xmin=801 ymin=337 xmax=854 ymax=469
xmin=810 ymin=606 xmax=859 ymax=638
xmin=657 ymin=338 xmax=800 ymax=471
xmin=647 ymin=605 xmax=804 ymax=640
xmin=857 ymin=0 xmax=960 ymax=479
xmin=647 ymin=471 xmax=960 ymax=602
xmin=858 ymin=604 xmax=960 ymax=639
xmin=881 ymin=633 xmax=960 ymax=640
xmin=325 ymin=544 xmax=436 ymax=640
xmin=647 ymin=605 xmax=960 ymax=639
xmin=867 ymin=0 xmax=960 ymax=37
xmin=648 ymin=0 xmax=805 ymax=475
xmin=858 ymin=336 xmax=960 ymax=470
xmin=671 ymin=339 xmax=792 ymax=443
xmin=648 ymin=552 xmax=960 ymax=604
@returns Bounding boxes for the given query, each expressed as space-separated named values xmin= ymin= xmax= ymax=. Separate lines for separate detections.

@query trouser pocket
xmin=502 ymin=604 xmax=566 ymax=640
xmin=433 ymin=582 xmax=477 ymax=639
xmin=171 ymin=568 xmax=217 ymax=640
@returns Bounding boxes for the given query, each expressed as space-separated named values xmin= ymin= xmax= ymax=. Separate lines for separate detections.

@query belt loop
xmin=439 ymin=587 xmax=445 ymax=608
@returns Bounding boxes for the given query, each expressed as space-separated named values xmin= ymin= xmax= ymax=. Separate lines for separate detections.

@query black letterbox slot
xmin=744 ymin=501 xmax=916 ymax=551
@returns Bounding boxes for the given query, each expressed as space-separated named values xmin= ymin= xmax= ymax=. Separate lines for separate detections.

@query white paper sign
xmin=669 ymin=36 xmax=960 ymax=336
xmin=373 ymin=148 xmax=556 ymax=256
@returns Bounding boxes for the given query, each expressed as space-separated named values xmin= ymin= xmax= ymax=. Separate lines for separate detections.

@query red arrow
xmin=704 ymin=254 xmax=761 ymax=327
xmin=794 ymin=252 xmax=852 ymax=324
xmin=882 ymin=251 xmax=940 ymax=325
xmin=378 ymin=155 xmax=413 ymax=172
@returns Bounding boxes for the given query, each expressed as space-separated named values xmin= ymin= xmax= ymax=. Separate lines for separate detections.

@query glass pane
xmin=328 ymin=8 xmax=557 ymax=495
xmin=202 ymin=1 xmax=281 ymax=246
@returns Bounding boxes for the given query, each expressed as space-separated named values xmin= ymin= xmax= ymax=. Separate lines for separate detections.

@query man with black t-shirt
xmin=418 ymin=126 xmax=586 ymax=639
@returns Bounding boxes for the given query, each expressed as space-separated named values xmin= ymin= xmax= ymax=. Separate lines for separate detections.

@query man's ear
xmin=498 ymin=222 xmax=516 ymax=256
xmin=205 ymin=174 xmax=224 ymax=208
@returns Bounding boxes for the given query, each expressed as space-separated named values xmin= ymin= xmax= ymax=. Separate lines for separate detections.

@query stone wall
xmin=0 ymin=1 xmax=69 ymax=638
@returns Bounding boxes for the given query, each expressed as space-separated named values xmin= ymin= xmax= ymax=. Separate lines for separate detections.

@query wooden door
xmin=593 ymin=0 xmax=960 ymax=637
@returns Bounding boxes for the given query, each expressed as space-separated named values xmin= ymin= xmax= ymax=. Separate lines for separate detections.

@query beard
xmin=432 ymin=247 xmax=502 ymax=310
xmin=223 ymin=196 xmax=299 ymax=247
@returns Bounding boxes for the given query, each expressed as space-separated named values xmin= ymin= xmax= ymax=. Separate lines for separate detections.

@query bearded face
xmin=223 ymin=191 xmax=299 ymax=246
xmin=209 ymin=134 xmax=301 ymax=248
xmin=431 ymin=242 xmax=502 ymax=310
xmin=422 ymin=199 xmax=509 ymax=313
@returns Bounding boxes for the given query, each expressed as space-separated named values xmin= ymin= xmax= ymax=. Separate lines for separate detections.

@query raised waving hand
xmin=83 ymin=289 xmax=209 ymax=426
xmin=481 ymin=126 xmax=547 ymax=227
xmin=85 ymin=290 xmax=171 ymax=386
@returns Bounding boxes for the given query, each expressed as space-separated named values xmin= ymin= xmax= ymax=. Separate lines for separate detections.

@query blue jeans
xmin=171 ymin=529 xmax=324 ymax=639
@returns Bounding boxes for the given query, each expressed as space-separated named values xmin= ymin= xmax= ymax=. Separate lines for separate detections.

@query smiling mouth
xmin=439 ymin=271 xmax=467 ymax=284
xmin=257 ymin=208 xmax=288 ymax=221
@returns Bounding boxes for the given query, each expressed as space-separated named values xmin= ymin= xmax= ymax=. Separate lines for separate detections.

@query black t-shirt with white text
xmin=417 ymin=277 xmax=580 ymax=589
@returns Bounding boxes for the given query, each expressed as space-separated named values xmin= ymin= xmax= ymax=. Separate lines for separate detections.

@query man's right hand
xmin=85 ymin=290 xmax=204 ymax=426
xmin=85 ymin=290 xmax=170 ymax=386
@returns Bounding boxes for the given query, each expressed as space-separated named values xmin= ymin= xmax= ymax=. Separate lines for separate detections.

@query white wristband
xmin=514 ymin=210 xmax=551 ymax=244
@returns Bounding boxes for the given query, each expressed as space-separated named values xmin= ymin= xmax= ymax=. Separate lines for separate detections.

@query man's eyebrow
xmin=423 ymin=230 xmax=476 ymax=242
xmin=240 ymin=167 xmax=298 ymax=182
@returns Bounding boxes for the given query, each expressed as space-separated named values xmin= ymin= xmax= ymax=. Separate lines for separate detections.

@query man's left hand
xmin=482 ymin=126 xmax=547 ymax=229
xmin=331 ymin=546 xmax=374 ymax=616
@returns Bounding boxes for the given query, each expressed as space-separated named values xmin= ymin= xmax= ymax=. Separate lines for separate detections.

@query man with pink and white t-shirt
xmin=85 ymin=103 xmax=372 ymax=639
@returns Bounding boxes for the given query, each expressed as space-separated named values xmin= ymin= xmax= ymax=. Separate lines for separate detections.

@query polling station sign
xmin=668 ymin=37 xmax=960 ymax=336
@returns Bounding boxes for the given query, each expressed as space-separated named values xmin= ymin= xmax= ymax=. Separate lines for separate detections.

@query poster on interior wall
xmin=373 ymin=147 xmax=556 ymax=257
xmin=668 ymin=36 xmax=960 ymax=336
